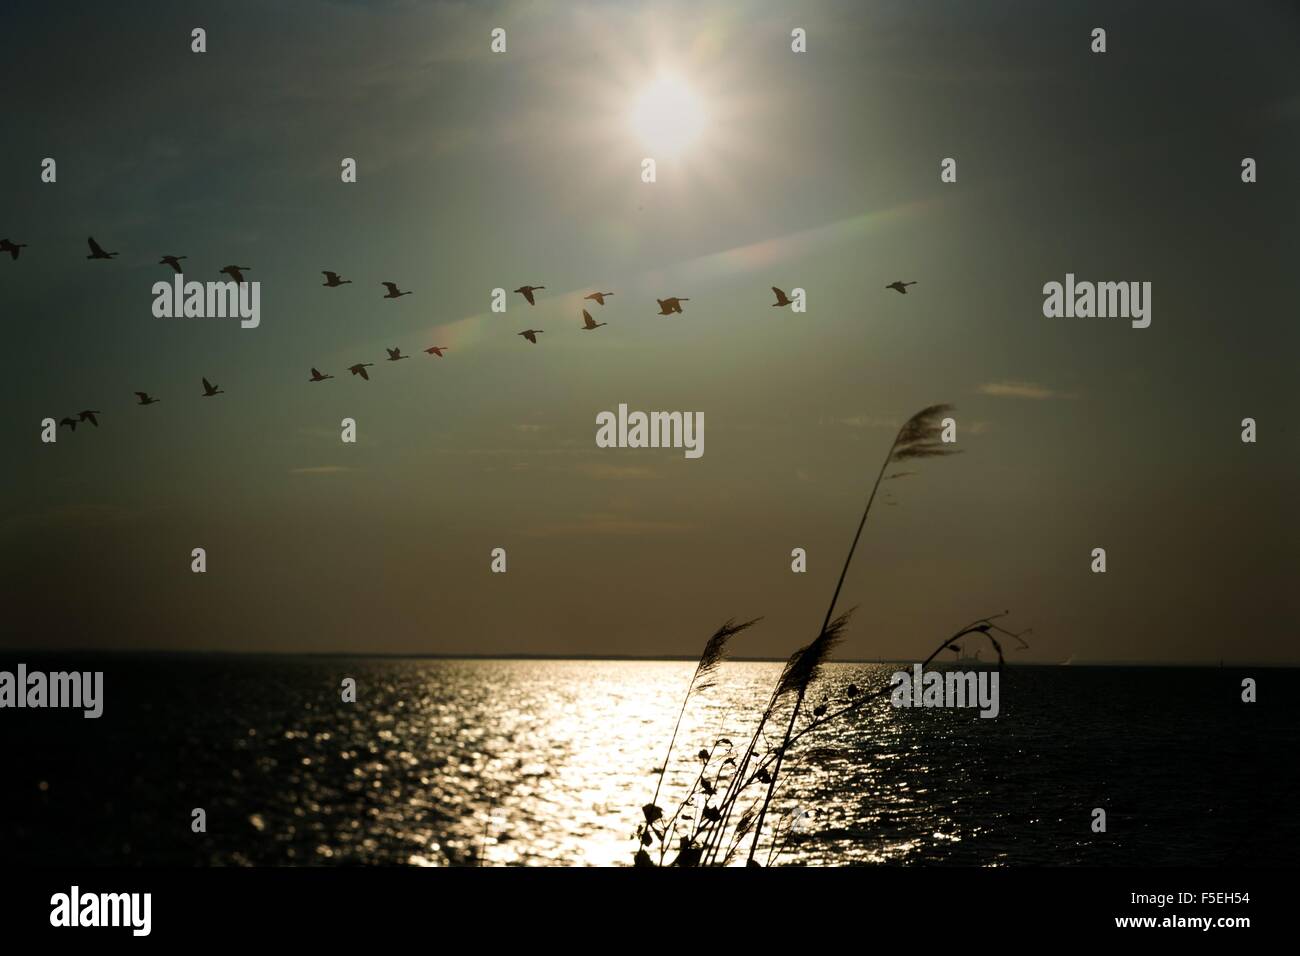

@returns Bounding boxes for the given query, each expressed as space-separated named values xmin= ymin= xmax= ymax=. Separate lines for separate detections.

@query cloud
xmin=977 ymin=381 xmax=1079 ymax=401
xmin=826 ymin=415 xmax=898 ymax=429
xmin=569 ymin=463 xmax=657 ymax=481
xmin=523 ymin=512 xmax=691 ymax=537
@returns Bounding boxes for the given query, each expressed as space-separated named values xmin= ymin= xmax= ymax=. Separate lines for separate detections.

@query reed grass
xmin=630 ymin=404 xmax=1031 ymax=867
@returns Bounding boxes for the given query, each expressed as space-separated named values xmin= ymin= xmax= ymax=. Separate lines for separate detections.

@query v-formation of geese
xmin=14 ymin=235 xmax=916 ymax=428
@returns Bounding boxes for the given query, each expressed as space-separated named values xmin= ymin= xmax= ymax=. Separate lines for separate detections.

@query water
xmin=3 ymin=657 xmax=1294 ymax=866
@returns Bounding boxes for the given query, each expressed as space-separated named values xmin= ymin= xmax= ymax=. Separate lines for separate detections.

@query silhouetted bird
xmin=886 ymin=281 xmax=916 ymax=294
xmin=78 ymin=410 xmax=101 ymax=427
xmin=656 ymin=297 xmax=689 ymax=315
xmin=385 ymin=347 xmax=408 ymax=361
xmin=220 ymin=265 xmax=251 ymax=283
xmin=322 ymin=271 xmax=351 ymax=287
xmin=581 ymin=309 xmax=606 ymax=331
xmin=59 ymin=417 xmax=77 ymax=432
xmin=86 ymin=237 xmax=118 ymax=260
xmin=518 ymin=329 xmax=543 ymax=344
xmin=309 ymin=368 xmax=334 ymax=382
xmin=348 ymin=363 xmax=374 ymax=380
xmin=1 ymin=239 xmax=28 ymax=260
xmin=134 ymin=392 xmax=159 ymax=406
xmin=584 ymin=292 xmax=615 ymax=306
xmin=771 ymin=287 xmax=793 ymax=307
xmin=201 ymin=377 xmax=224 ymax=397
xmin=514 ymin=285 xmax=544 ymax=305
xmin=159 ymin=255 xmax=187 ymax=273
xmin=381 ymin=282 xmax=411 ymax=299
xmin=423 ymin=346 xmax=448 ymax=357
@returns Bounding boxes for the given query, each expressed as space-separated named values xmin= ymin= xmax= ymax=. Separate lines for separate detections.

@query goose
xmin=322 ymin=271 xmax=351 ymax=287
xmin=77 ymin=410 xmax=101 ymax=427
xmin=513 ymin=285 xmax=545 ymax=305
xmin=385 ymin=347 xmax=408 ymax=361
xmin=770 ymin=287 xmax=793 ymax=307
xmin=584 ymin=292 xmax=614 ymax=306
xmin=59 ymin=417 xmax=78 ymax=431
xmin=518 ymin=329 xmax=543 ymax=344
xmin=348 ymin=363 xmax=374 ymax=380
xmin=201 ymin=377 xmax=224 ymax=397
xmin=309 ymin=368 xmax=334 ymax=382
xmin=220 ymin=265 xmax=251 ymax=283
xmin=423 ymin=346 xmax=448 ymax=357
xmin=1 ymin=239 xmax=28 ymax=260
xmin=159 ymin=255 xmax=187 ymax=273
xmin=134 ymin=392 xmax=160 ymax=405
xmin=886 ymin=281 xmax=916 ymax=294
xmin=656 ymin=296 xmax=689 ymax=315
xmin=381 ymin=282 xmax=411 ymax=299
xmin=580 ymin=309 xmax=606 ymax=331
xmin=86 ymin=236 xmax=118 ymax=260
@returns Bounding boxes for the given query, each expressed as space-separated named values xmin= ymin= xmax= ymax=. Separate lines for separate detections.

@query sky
xmin=3 ymin=0 xmax=1298 ymax=663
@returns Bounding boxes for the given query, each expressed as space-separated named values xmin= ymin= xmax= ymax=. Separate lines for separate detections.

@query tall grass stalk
xmin=647 ymin=618 xmax=758 ymax=819
xmin=742 ymin=404 xmax=960 ymax=861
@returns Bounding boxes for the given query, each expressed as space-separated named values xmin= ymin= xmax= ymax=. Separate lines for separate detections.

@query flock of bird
xmin=5 ymin=235 xmax=917 ymax=433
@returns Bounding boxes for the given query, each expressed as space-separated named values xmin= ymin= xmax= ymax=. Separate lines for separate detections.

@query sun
xmin=630 ymin=75 xmax=707 ymax=158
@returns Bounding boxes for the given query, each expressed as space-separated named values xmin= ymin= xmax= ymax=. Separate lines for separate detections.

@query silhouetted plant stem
xmin=742 ymin=406 xmax=963 ymax=862
xmin=650 ymin=619 xmax=757 ymax=812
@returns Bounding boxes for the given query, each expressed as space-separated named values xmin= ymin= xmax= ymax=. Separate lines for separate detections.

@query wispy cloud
xmin=524 ymin=512 xmax=691 ymax=537
xmin=977 ymin=381 xmax=1079 ymax=401
xmin=825 ymin=415 xmax=898 ymax=429
xmin=569 ymin=463 xmax=657 ymax=481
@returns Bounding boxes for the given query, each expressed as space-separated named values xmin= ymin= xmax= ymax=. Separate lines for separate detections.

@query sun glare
xmin=630 ymin=75 xmax=706 ymax=157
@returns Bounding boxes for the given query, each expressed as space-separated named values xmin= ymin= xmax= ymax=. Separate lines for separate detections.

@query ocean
xmin=2 ymin=657 xmax=1295 ymax=866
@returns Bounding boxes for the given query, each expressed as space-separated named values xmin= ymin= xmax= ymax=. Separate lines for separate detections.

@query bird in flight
xmin=584 ymin=292 xmax=614 ymax=306
xmin=201 ymin=377 xmax=224 ymax=397
xmin=1 ymin=238 xmax=28 ymax=260
xmin=322 ymin=271 xmax=351 ymax=288
xmin=385 ymin=347 xmax=408 ymax=362
xmin=580 ymin=309 xmax=606 ymax=331
xmin=514 ymin=285 xmax=545 ymax=305
xmin=220 ymin=265 xmax=252 ymax=283
xmin=134 ymin=392 xmax=160 ymax=406
xmin=59 ymin=416 xmax=78 ymax=432
xmin=348 ymin=363 xmax=374 ymax=380
xmin=159 ymin=255 xmax=187 ymax=273
xmin=86 ymin=237 xmax=118 ymax=260
xmin=423 ymin=346 xmax=448 ymax=357
xmin=656 ymin=297 xmax=689 ymax=315
xmin=518 ymin=329 xmax=543 ymax=344
xmin=78 ymin=410 xmax=101 ymax=427
xmin=886 ymin=281 xmax=917 ymax=294
xmin=381 ymin=282 xmax=411 ymax=299
xmin=770 ymin=287 xmax=794 ymax=308
xmin=309 ymin=368 xmax=334 ymax=382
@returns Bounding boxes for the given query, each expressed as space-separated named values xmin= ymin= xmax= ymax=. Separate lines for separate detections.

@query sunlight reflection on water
xmin=211 ymin=659 xmax=1036 ymax=866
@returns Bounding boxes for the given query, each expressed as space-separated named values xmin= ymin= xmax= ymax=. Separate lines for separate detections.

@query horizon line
xmin=1 ymin=650 xmax=1295 ymax=668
